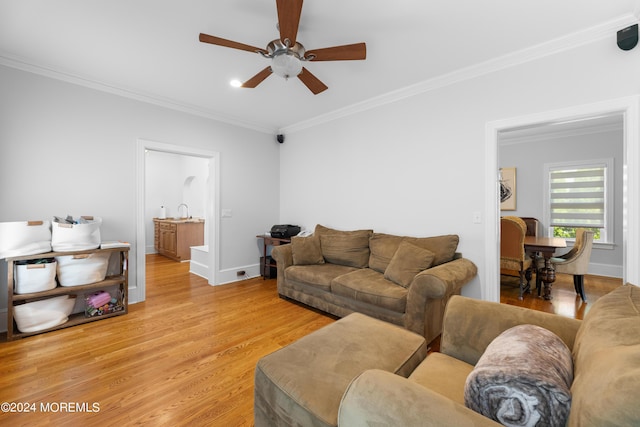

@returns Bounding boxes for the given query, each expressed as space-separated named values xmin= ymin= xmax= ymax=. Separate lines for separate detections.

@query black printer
xmin=270 ymin=224 xmax=301 ymax=238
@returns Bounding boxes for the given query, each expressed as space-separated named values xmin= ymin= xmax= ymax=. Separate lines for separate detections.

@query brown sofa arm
xmin=441 ymin=295 xmax=582 ymax=366
xmin=271 ymin=244 xmax=293 ymax=293
xmin=404 ymin=258 xmax=477 ymax=341
xmin=338 ymin=369 xmax=500 ymax=427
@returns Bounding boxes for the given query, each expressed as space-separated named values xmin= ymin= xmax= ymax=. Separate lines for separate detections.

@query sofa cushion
xmin=409 ymin=352 xmax=474 ymax=405
xmin=569 ymin=284 xmax=640 ymax=427
xmin=315 ymin=225 xmax=373 ymax=268
xmin=464 ymin=324 xmax=573 ymax=427
xmin=286 ymin=264 xmax=358 ymax=292
xmin=331 ymin=269 xmax=408 ymax=313
xmin=368 ymin=233 xmax=405 ymax=273
xmin=404 ymin=234 xmax=459 ymax=266
xmin=384 ymin=241 xmax=435 ymax=288
xmin=291 ymin=235 xmax=325 ymax=265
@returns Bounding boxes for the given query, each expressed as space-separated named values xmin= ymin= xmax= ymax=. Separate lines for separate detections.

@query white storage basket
xmin=13 ymin=295 xmax=76 ymax=333
xmin=51 ymin=217 xmax=102 ymax=252
xmin=14 ymin=260 xmax=57 ymax=294
xmin=0 ymin=220 xmax=52 ymax=259
xmin=55 ymin=252 xmax=110 ymax=287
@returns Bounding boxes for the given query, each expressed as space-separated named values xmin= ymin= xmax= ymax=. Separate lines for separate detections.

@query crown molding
xmin=0 ymin=55 xmax=275 ymax=134
xmin=280 ymin=13 xmax=639 ymax=134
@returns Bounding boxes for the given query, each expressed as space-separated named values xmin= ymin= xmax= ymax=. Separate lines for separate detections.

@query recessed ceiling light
xmin=230 ymin=79 xmax=242 ymax=88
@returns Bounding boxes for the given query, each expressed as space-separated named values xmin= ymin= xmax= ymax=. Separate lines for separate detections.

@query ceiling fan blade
xmin=242 ymin=67 xmax=273 ymax=88
xmin=276 ymin=0 xmax=303 ymax=45
xmin=306 ymin=43 xmax=366 ymax=61
xmin=199 ymin=33 xmax=266 ymax=55
xmin=297 ymin=67 xmax=328 ymax=95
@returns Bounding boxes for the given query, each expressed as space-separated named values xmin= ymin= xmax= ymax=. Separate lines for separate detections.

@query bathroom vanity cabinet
xmin=153 ymin=218 xmax=204 ymax=261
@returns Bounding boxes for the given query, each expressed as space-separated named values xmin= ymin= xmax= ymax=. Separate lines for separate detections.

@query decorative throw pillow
xmin=291 ymin=235 xmax=324 ymax=265
xmin=383 ymin=241 xmax=435 ymax=288
xmin=464 ymin=324 xmax=573 ymax=427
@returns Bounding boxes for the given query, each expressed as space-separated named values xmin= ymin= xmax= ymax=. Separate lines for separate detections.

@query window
xmin=543 ymin=159 xmax=613 ymax=243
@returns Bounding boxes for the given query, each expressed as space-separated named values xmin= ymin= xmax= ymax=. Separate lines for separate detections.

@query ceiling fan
xmin=199 ymin=0 xmax=366 ymax=95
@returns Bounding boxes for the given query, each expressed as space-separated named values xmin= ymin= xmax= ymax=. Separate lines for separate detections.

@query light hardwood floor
xmin=0 ymin=254 xmax=622 ymax=426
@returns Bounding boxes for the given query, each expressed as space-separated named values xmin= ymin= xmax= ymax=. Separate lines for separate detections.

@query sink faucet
xmin=177 ymin=203 xmax=190 ymax=218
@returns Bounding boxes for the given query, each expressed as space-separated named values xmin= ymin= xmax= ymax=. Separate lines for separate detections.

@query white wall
xmin=279 ymin=35 xmax=640 ymax=300
xmin=500 ymin=128 xmax=624 ymax=277
xmin=0 ymin=65 xmax=280 ymax=318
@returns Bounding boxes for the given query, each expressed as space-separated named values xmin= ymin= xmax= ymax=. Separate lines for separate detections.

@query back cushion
xmin=404 ymin=234 xmax=459 ymax=266
xmin=315 ymin=224 xmax=373 ymax=269
xmin=569 ymin=284 xmax=640 ymax=426
xmin=368 ymin=233 xmax=404 ymax=273
xmin=369 ymin=233 xmax=460 ymax=272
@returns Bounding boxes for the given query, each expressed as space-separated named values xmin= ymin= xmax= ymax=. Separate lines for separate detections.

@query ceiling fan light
xmin=271 ymin=51 xmax=302 ymax=79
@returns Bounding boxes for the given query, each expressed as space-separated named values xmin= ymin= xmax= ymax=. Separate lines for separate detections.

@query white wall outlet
xmin=473 ymin=211 xmax=482 ymax=224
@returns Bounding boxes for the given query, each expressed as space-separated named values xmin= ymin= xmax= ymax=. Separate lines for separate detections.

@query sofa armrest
xmin=271 ymin=244 xmax=293 ymax=293
xmin=411 ymin=258 xmax=478 ymax=299
xmin=338 ymin=369 xmax=500 ymax=427
xmin=404 ymin=258 xmax=477 ymax=341
xmin=441 ymin=295 xmax=582 ymax=365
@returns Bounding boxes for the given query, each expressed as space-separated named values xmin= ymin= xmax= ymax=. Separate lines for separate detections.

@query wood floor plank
xmin=0 ymin=254 xmax=622 ymax=425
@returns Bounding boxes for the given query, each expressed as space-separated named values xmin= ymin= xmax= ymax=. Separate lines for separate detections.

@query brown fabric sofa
xmin=338 ymin=283 xmax=640 ymax=426
xmin=271 ymin=224 xmax=477 ymax=342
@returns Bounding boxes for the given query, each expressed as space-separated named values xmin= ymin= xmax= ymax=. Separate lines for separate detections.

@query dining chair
xmin=519 ymin=217 xmax=539 ymax=237
xmin=500 ymin=216 xmax=533 ymax=299
xmin=544 ymin=228 xmax=595 ymax=302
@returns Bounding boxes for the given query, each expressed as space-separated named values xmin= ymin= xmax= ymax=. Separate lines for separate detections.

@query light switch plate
xmin=221 ymin=209 xmax=232 ymax=218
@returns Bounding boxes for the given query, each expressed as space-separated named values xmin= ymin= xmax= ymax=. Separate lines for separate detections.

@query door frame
xmin=484 ymin=95 xmax=639 ymax=302
xmin=134 ymin=139 xmax=221 ymax=302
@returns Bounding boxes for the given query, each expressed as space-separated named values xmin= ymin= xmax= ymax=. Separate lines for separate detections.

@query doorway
xmin=485 ymin=96 xmax=640 ymax=303
xmin=134 ymin=139 xmax=221 ymax=303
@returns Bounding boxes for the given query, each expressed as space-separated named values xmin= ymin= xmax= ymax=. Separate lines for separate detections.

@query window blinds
xmin=549 ymin=165 xmax=606 ymax=228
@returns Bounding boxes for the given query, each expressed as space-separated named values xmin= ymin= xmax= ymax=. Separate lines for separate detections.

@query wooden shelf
xmin=6 ymin=247 xmax=129 ymax=340
xmin=12 ymin=275 xmax=126 ymax=301
xmin=7 ymin=246 xmax=129 ymax=262
xmin=9 ymin=309 xmax=127 ymax=340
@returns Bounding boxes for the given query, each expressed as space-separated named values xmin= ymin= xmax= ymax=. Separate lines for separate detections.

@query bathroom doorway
xmin=144 ymin=150 xmax=210 ymax=253
xmin=135 ymin=139 xmax=220 ymax=303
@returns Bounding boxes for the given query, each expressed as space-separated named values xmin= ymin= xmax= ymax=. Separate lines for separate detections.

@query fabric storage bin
xmin=0 ymin=220 xmax=52 ymax=259
xmin=51 ymin=216 xmax=101 ymax=252
xmin=55 ymin=252 xmax=110 ymax=287
xmin=14 ymin=258 xmax=57 ymax=294
xmin=13 ymin=295 xmax=77 ymax=333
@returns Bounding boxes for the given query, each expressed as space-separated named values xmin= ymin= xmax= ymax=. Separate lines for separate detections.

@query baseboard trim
xmin=589 ymin=262 xmax=623 ymax=278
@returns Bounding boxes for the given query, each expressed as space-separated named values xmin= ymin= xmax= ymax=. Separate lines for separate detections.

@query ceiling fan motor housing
xmin=265 ymin=40 xmax=307 ymax=78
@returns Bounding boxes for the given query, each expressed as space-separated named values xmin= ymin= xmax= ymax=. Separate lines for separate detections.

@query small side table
xmin=257 ymin=235 xmax=291 ymax=279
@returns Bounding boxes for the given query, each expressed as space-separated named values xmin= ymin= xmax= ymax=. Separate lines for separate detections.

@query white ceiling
xmin=1 ymin=1 xmax=639 ymax=133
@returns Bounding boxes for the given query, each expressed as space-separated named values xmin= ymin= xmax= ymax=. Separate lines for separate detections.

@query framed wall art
xmin=500 ymin=167 xmax=516 ymax=211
